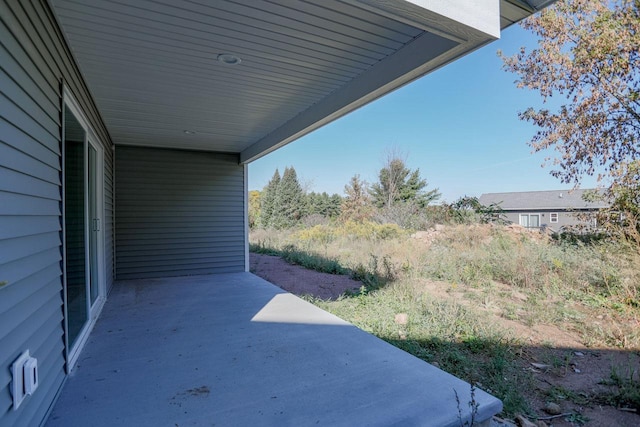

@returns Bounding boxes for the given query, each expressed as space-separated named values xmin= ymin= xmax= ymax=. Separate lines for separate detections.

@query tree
xmin=586 ymin=160 xmax=640 ymax=246
xmin=306 ymin=192 xmax=343 ymax=218
xmin=370 ymin=156 xmax=440 ymax=208
xmin=260 ymin=169 xmax=280 ymax=227
xmin=499 ymin=0 xmax=640 ymax=192
xmin=341 ymin=174 xmax=372 ymax=222
xmin=248 ymin=190 xmax=261 ymax=228
xmin=450 ymin=196 xmax=507 ymax=225
xmin=271 ymin=166 xmax=305 ymax=229
xmin=329 ymin=194 xmax=343 ymax=218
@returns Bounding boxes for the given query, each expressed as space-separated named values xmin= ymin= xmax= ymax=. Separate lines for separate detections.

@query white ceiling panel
xmin=50 ymin=0 xmax=545 ymax=161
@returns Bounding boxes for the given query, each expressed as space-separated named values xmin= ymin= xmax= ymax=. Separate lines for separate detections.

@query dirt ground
xmin=250 ymin=253 xmax=362 ymax=300
xmin=249 ymin=253 xmax=640 ymax=427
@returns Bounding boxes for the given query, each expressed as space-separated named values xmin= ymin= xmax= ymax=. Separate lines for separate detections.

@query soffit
xmin=50 ymin=1 xmax=531 ymax=162
xmin=500 ymin=0 xmax=555 ymax=28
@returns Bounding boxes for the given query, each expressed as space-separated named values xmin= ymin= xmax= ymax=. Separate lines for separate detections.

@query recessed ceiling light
xmin=183 ymin=130 xmax=197 ymax=135
xmin=217 ymin=53 xmax=242 ymax=65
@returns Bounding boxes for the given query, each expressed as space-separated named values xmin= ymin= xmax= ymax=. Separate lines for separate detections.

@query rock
xmin=535 ymin=421 xmax=548 ymax=427
xmin=530 ymin=362 xmax=551 ymax=370
xmin=431 ymin=361 xmax=440 ymax=368
xmin=411 ymin=231 xmax=430 ymax=239
xmin=574 ymin=351 xmax=585 ymax=357
xmin=492 ymin=416 xmax=517 ymax=427
xmin=514 ymin=414 xmax=537 ymax=427
xmin=543 ymin=402 xmax=562 ymax=415
xmin=394 ymin=313 xmax=408 ymax=325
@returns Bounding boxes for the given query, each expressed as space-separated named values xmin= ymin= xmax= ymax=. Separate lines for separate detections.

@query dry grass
xmin=250 ymin=223 xmax=640 ymax=417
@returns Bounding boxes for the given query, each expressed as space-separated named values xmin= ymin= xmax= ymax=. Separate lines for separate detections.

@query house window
xmin=519 ymin=214 xmax=541 ymax=228
xmin=550 ymin=213 xmax=559 ymax=223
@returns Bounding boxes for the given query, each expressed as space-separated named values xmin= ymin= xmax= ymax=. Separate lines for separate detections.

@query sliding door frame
xmin=61 ymin=87 xmax=106 ymax=372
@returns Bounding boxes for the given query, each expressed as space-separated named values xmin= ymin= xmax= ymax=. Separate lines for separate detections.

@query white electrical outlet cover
xmin=24 ymin=357 xmax=38 ymax=395
xmin=11 ymin=350 xmax=30 ymax=410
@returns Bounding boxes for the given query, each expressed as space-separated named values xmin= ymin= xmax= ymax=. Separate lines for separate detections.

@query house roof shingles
xmin=478 ymin=189 xmax=609 ymax=211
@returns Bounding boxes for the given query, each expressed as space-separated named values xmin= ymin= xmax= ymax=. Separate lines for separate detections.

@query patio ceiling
xmin=50 ymin=0 xmax=546 ymax=163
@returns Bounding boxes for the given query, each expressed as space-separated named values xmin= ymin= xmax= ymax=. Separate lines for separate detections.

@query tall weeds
xmin=250 ymin=222 xmax=640 ymax=415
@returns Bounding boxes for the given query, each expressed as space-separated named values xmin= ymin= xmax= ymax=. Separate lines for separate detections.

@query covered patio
xmin=0 ymin=1 xmax=558 ymax=425
xmin=46 ymin=273 xmax=501 ymax=426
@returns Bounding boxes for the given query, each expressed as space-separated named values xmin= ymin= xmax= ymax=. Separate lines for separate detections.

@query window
xmin=550 ymin=213 xmax=559 ymax=223
xmin=519 ymin=214 xmax=541 ymax=228
xmin=519 ymin=214 xmax=529 ymax=227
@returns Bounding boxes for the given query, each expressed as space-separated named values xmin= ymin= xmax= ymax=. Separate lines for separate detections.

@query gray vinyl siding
xmin=504 ymin=210 xmax=590 ymax=231
xmin=0 ymin=1 xmax=114 ymax=425
xmin=115 ymin=146 xmax=245 ymax=280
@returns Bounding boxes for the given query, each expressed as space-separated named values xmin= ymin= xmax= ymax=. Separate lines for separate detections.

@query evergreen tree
xmin=328 ymin=193 xmax=343 ymax=218
xmin=272 ymin=166 xmax=304 ymax=229
xmin=404 ymin=169 xmax=441 ymax=208
xmin=306 ymin=192 xmax=323 ymax=216
xmin=260 ymin=169 xmax=280 ymax=227
xmin=370 ymin=157 xmax=440 ymax=208
xmin=304 ymin=191 xmax=343 ymax=219
xmin=370 ymin=158 xmax=408 ymax=208
xmin=341 ymin=174 xmax=372 ymax=222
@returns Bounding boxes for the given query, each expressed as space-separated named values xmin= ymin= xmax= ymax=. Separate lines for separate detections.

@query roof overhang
xmin=49 ymin=0 xmax=550 ymax=164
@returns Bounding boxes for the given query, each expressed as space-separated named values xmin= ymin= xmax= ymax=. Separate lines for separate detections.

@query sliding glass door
xmin=63 ymin=99 xmax=105 ymax=369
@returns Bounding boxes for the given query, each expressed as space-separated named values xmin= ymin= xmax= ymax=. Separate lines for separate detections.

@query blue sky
xmin=248 ymin=25 xmax=598 ymax=203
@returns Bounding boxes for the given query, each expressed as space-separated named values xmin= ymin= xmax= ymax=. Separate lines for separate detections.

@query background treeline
xmin=250 ymin=156 xmax=504 ymax=230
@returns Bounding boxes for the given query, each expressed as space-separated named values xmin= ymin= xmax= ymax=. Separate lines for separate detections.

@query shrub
xmin=336 ymin=220 xmax=405 ymax=240
xmin=294 ymin=224 xmax=335 ymax=244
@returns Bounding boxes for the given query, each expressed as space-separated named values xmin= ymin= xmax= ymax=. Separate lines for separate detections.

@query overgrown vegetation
xmin=247 ymin=1 xmax=640 ymax=420
xmin=250 ymin=222 xmax=640 ymax=418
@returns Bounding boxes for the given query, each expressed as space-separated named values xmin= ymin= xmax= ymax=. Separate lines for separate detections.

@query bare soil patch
xmin=250 ymin=253 xmax=361 ymax=300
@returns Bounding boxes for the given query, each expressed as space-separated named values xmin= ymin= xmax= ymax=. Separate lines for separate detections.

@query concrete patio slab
xmin=46 ymin=273 xmax=502 ymax=426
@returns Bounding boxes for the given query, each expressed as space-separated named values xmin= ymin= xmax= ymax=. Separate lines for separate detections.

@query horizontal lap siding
xmin=0 ymin=1 xmax=114 ymax=425
xmin=115 ymin=147 xmax=245 ymax=279
xmin=506 ymin=210 xmax=588 ymax=230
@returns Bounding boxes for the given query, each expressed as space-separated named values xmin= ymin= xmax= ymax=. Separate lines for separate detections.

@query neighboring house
xmin=478 ymin=189 xmax=609 ymax=231
xmin=1 ymin=1 xmax=556 ymax=425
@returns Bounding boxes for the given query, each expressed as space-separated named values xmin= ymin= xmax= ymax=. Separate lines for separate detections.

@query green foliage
xmin=271 ymin=166 xmax=305 ymax=229
xmin=312 ymin=283 xmax=530 ymax=416
xmin=259 ymin=166 xmax=306 ymax=229
xmin=422 ymin=226 xmax=624 ymax=293
xmin=305 ymin=191 xmax=342 ymax=219
xmin=259 ymin=169 xmax=280 ymax=227
xmin=587 ymin=161 xmax=640 ymax=249
xmin=295 ymin=221 xmax=405 ymax=243
xmin=449 ymin=196 xmax=508 ymax=225
xmin=600 ymin=363 xmax=640 ymax=411
xmin=251 ymin=241 xmax=346 ymax=275
xmin=257 ymin=167 xmax=344 ymax=229
xmin=500 ymin=0 xmax=640 ymax=231
xmin=248 ymin=190 xmax=260 ymax=228
xmin=349 ymin=254 xmax=397 ymax=292
xmin=251 ymin=221 xmax=640 ymax=419
xmin=370 ymin=157 xmax=440 ymax=209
